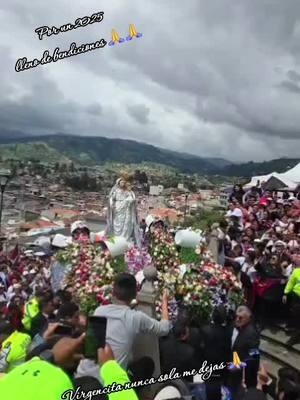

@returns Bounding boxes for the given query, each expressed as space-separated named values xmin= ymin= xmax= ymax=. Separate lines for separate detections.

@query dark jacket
xmin=229 ymin=323 xmax=260 ymax=391
xmin=229 ymin=190 xmax=245 ymax=204
xmin=240 ymin=376 xmax=277 ymax=399
xmin=29 ymin=313 xmax=48 ymax=338
xmin=160 ymin=334 xmax=197 ymax=382
xmin=200 ymin=323 xmax=231 ymax=366
xmin=231 ymin=323 xmax=260 ymax=361
xmin=241 ymin=388 xmax=267 ymax=400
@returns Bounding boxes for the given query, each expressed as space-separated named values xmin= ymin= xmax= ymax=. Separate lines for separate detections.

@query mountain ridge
xmin=0 ymin=133 xmax=298 ymax=177
xmin=0 ymin=133 xmax=229 ymax=174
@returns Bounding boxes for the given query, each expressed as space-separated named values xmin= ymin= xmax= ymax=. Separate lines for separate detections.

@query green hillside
xmin=0 ymin=134 xmax=298 ymax=177
xmin=222 ymin=158 xmax=300 ymax=177
xmin=0 ymin=142 xmax=70 ymax=163
xmin=0 ymin=134 xmax=227 ymax=173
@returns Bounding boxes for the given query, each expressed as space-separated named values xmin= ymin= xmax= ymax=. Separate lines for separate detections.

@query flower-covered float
xmin=51 ymin=226 xmax=244 ymax=323
xmin=51 ymin=234 xmax=128 ymax=313
xmin=149 ymin=228 xmax=244 ymax=324
xmin=53 ymin=241 xmax=114 ymax=314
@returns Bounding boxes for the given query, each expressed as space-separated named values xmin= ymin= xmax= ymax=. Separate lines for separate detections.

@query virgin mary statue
xmin=106 ymin=175 xmax=141 ymax=248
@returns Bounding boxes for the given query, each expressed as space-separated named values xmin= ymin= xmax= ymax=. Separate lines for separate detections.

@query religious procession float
xmin=50 ymin=173 xmax=244 ymax=325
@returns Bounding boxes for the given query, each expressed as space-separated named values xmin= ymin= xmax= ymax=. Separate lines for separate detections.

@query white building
xmin=149 ymin=185 xmax=164 ymax=196
xmin=219 ymin=193 xmax=229 ymax=208
xmin=198 ymin=189 xmax=213 ymax=199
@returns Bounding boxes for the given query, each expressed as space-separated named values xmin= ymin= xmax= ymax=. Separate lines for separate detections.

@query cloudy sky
xmin=1 ymin=0 xmax=300 ymax=162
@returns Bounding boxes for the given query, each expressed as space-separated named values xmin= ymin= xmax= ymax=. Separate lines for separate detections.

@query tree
xmin=185 ymin=182 xmax=197 ymax=193
xmin=64 ymin=172 xmax=102 ymax=192
xmin=140 ymin=171 xmax=148 ymax=184
xmin=11 ymin=165 xmax=18 ymax=177
xmin=134 ymin=169 xmax=141 ymax=181
xmin=59 ymin=163 xmax=67 ymax=173
xmin=69 ymin=162 xmax=75 ymax=173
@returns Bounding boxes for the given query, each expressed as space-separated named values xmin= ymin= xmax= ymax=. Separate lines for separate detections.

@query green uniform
xmin=284 ymin=268 xmax=300 ymax=297
xmin=22 ymin=297 xmax=39 ymax=331
xmin=0 ymin=357 xmax=138 ymax=400
xmin=0 ymin=357 xmax=73 ymax=399
xmin=101 ymin=359 xmax=138 ymax=400
xmin=0 ymin=331 xmax=31 ymax=372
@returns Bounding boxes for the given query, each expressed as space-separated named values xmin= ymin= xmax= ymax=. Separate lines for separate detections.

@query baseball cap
xmin=231 ymin=208 xmax=243 ymax=218
xmin=70 ymin=221 xmax=89 ymax=235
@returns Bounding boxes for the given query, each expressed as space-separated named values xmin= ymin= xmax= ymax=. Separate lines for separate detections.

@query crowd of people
xmin=0 ymin=183 xmax=299 ymax=400
xmin=220 ymin=184 xmax=300 ymax=341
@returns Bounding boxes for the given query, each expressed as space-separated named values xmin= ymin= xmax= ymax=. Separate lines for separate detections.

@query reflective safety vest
xmin=22 ymin=298 xmax=39 ymax=331
xmin=0 ymin=357 xmax=73 ymax=400
xmin=0 ymin=331 xmax=31 ymax=372
xmin=285 ymin=268 xmax=300 ymax=297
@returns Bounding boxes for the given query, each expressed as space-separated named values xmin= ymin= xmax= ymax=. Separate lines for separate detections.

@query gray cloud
xmin=279 ymin=80 xmax=300 ymax=94
xmin=278 ymin=68 xmax=300 ymax=95
xmin=287 ymin=70 xmax=300 ymax=83
xmin=86 ymin=103 xmax=103 ymax=116
xmin=0 ymin=0 xmax=300 ymax=162
xmin=127 ymin=104 xmax=150 ymax=124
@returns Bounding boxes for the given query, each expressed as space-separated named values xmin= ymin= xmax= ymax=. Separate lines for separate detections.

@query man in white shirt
xmin=241 ymin=251 xmax=257 ymax=283
xmin=77 ymin=272 xmax=171 ymax=381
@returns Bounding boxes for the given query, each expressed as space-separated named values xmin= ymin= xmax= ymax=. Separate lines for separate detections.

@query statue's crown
xmin=120 ymin=170 xmax=132 ymax=182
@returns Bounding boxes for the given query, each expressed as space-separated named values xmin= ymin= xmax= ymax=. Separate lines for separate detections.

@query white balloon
xmin=104 ymin=236 xmax=129 ymax=257
xmin=175 ymin=229 xmax=203 ymax=248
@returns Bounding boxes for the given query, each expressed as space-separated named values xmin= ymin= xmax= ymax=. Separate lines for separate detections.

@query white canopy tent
xmin=245 ymin=162 xmax=300 ymax=191
xmin=280 ymin=162 xmax=300 ymax=182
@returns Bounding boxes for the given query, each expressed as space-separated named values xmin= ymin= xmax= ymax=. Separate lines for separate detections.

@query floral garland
xmin=155 ymin=260 xmax=243 ymax=324
xmin=149 ymin=230 xmax=181 ymax=272
xmin=56 ymin=242 xmax=115 ymax=315
xmin=125 ymin=246 xmax=152 ymax=275
xmin=150 ymin=230 xmax=244 ymax=324
xmin=56 ymin=242 xmax=82 ymax=265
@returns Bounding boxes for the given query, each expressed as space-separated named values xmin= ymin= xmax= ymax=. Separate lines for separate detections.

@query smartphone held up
xmin=84 ymin=316 xmax=107 ymax=359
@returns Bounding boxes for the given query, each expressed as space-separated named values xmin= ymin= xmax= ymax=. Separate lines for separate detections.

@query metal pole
xmin=184 ymin=194 xmax=188 ymax=224
xmin=0 ymin=187 xmax=4 ymax=233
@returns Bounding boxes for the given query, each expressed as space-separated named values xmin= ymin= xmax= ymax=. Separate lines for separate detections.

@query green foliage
xmin=80 ymin=294 xmax=98 ymax=316
xmin=0 ymin=142 xmax=70 ymax=163
xmin=228 ymin=290 xmax=245 ymax=308
xmin=103 ymin=162 xmax=180 ymax=177
xmin=223 ymin=158 xmax=300 ymax=177
xmin=111 ymin=255 xmax=127 ymax=274
xmin=183 ymin=208 xmax=224 ymax=231
xmin=188 ymin=298 xmax=214 ymax=326
xmin=64 ymin=172 xmax=101 ymax=191
xmin=134 ymin=169 xmax=148 ymax=184
xmin=180 ymin=247 xmax=200 ymax=264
